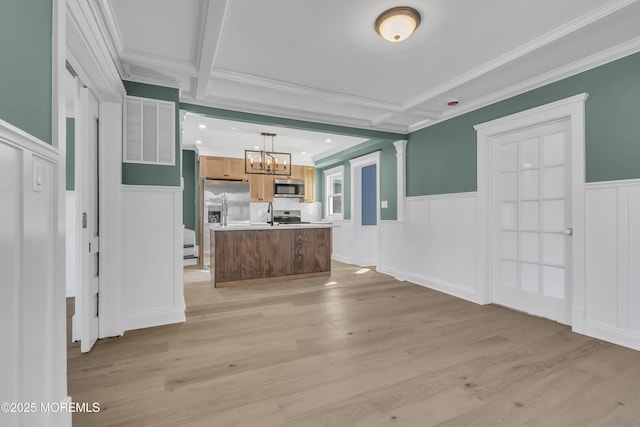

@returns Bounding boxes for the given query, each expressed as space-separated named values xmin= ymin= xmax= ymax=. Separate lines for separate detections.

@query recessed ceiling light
xmin=254 ymin=146 xmax=260 ymax=149
xmin=325 ymin=139 xmax=332 ymax=143
xmin=196 ymin=140 xmax=202 ymax=144
xmin=198 ymin=124 xmax=206 ymax=129
xmin=230 ymin=127 xmax=238 ymax=131
xmin=301 ymin=152 xmax=307 ymax=155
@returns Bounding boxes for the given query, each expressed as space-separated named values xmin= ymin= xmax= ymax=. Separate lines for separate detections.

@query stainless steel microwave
xmin=274 ymin=179 xmax=305 ymax=198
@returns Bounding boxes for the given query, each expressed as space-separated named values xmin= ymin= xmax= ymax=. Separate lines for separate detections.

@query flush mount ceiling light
xmin=375 ymin=6 xmax=421 ymax=42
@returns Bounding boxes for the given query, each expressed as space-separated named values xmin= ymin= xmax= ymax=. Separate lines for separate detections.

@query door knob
xmin=564 ymin=228 xmax=573 ymax=236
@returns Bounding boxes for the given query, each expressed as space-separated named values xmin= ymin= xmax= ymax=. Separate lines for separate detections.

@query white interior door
xmin=74 ymin=84 xmax=100 ymax=352
xmin=493 ymin=119 xmax=572 ymax=324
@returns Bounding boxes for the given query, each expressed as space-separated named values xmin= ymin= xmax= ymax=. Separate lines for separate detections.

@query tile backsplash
xmin=251 ymin=199 xmax=322 ymax=223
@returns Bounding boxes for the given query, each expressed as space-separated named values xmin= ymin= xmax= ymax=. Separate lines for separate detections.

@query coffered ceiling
xmin=97 ymin=0 xmax=640 ymax=135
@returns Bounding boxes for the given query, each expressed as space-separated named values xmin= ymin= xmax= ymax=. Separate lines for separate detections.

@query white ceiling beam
xmin=195 ymin=0 xmax=229 ymax=100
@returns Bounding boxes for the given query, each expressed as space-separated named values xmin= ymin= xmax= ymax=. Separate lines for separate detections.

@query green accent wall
xmin=407 ymin=51 xmax=640 ymax=196
xmin=66 ymin=118 xmax=75 ymax=190
xmin=316 ymin=139 xmax=399 ymax=221
xmin=122 ymin=81 xmax=181 ymax=186
xmin=182 ymin=150 xmax=197 ymax=234
xmin=0 ymin=0 xmax=52 ymax=144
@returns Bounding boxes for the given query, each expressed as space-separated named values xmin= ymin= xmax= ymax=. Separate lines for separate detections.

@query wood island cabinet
xmin=210 ymin=226 xmax=332 ymax=287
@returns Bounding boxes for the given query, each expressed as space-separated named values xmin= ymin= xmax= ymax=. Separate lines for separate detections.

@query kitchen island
xmin=209 ymin=223 xmax=332 ymax=287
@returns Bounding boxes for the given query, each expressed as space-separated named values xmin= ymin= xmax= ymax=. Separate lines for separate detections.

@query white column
xmin=393 ymin=140 xmax=407 ymax=222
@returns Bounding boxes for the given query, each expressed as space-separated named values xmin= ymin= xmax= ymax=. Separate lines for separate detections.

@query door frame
xmin=474 ymin=93 xmax=588 ymax=328
xmin=350 ymin=151 xmax=381 ymax=267
xmin=73 ymin=83 xmax=101 ymax=352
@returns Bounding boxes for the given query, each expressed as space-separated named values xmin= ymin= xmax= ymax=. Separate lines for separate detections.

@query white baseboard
xmin=184 ymin=258 xmax=198 ymax=266
xmin=125 ymin=307 xmax=186 ymax=331
xmin=405 ymin=272 xmax=482 ymax=305
xmin=582 ymin=321 xmax=640 ymax=351
xmin=332 ymin=254 xmax=353 ymax=264
xmin=378 ymin=265 xmax=405 ymax=281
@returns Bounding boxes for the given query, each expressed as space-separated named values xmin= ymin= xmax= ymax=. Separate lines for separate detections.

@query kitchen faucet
xmin=267 ymin=202 xmax=274 ymax=226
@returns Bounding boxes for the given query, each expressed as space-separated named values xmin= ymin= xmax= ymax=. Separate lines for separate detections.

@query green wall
xmin=122 ymin=81 xmax=181 ymax=186
xmin=315 ymin=139 xmax=399 ymax=221
xmin=0 ymin=0 xmax=52 ymax=144
xmin=407 ymin=51 xmax=640 ymax=196
xmin=66 ymin=118 xmax=75 ymax=190
xmin=182 ymin=150 xmax=197 ymax=234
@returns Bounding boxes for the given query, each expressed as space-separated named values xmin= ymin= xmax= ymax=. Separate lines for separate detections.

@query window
xmin=124 ymin=96 xmax=175 ymax=165
xmin=324 ymin=166 xmax=344 ymax=219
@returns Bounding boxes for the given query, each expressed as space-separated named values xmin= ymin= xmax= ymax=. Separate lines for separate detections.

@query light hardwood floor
xmin=68 ymin=261 xmax=640 ymax=426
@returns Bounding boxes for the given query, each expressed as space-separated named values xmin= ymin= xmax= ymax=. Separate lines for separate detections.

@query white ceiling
xmin=97 ymin=0 xmax=640 ymax=157
xmin=181 ymin=113 xmax=368 ymax=165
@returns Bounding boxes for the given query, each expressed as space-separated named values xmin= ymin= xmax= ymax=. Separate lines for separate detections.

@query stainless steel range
xmin=272 ymin=210 xmax=308 ymax=224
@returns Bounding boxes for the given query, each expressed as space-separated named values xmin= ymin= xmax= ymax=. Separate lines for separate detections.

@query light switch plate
xmin=33 ymin=161 xmax=43 ymax=192
xmin=381 ymin=200 xmax=388 ymax=208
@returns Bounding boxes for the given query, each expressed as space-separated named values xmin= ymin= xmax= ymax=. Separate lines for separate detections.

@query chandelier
xmin=244 ymin=132 xmax=291 ymax=176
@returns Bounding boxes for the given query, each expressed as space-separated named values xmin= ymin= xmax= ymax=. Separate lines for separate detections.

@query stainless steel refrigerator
xmin=202 ymin=179 xmax=250 ymax=268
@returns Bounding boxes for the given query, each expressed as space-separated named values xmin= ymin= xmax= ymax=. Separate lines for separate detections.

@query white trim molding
xmin=350 ymin=151 xmax=381 ymax=268
xmin=404 ymin=193 xmax=480 ymax=303
xmin=121 ymin=185 xmax=185 ymax=331
xmin=0 ymin=117 xmax=67 ymax=426
xmin=323 ymin=165 xmax=345 ymax=221
xmin=474 ymin=93 xmax=588 ymax=322
xmin=581 ymin=179 xmax=640 ymax=350
xmin=393 ymin=140 xmax=407 ymax=222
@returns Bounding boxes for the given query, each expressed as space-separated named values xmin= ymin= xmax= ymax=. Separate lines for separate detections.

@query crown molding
xmin=91 ymin=0 xmax=125 ymax=79
xmin=407 ymin=36 xmax=640 ymax=133
xmin=120 ymin=49 xmax=198 ymax=77
xmin=401 ymin=0 xmax=637 ymax=112
xmin=66 ymin=0 xmax=125 ymax=100
xmin=210 ymin=69 xmax=402 ymax=112
xmin=123 ymin=74 xmax=183 ymax=90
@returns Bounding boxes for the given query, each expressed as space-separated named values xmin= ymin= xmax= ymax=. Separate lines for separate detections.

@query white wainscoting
xmin=0 ymin=119 xmax=68 ymax=427
xmin=404 ymin=193 xmax=481 ymax=303
xmin=378 ymin=220 xmax=405 ymax=279
xmin=65 ymin=191 xmax=77 ymax=297
xmin=581 ymin=180 xmax=640 ymax=350
xmin=122 ymin=185 xmax=185 ymax=331
xmin=331 ymin=220 xmax=355 ymax=264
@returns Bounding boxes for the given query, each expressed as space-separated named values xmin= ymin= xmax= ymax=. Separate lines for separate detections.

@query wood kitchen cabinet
xmin=200 ymin=156 xmax=246 ymax=180
xmin=249 ymin=174 xmax=274 ymax=202
xmin=303 ymin=166 xmax=315 ymax=202
xmin=290 ymin=165 xmax=304 ymax=181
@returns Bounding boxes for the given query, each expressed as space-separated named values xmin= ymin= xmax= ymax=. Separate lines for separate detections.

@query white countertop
xmin=210 ymin=222 xmax=333 ymax=231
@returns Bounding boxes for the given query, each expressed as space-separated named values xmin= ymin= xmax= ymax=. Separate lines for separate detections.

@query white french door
xmin=492 ymin=119 xmax=572 ymax=324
